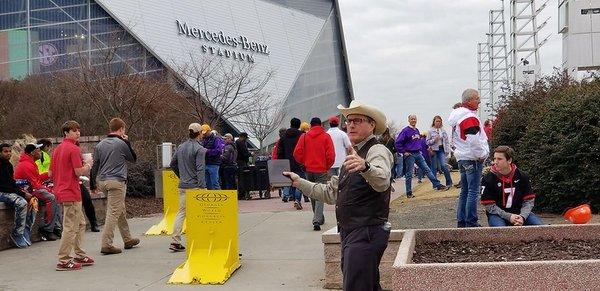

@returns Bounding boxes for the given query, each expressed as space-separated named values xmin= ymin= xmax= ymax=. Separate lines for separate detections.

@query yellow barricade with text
xmin=168 ymin=189 xmax=241 ymax=285
xmin=145 ymin=170 xmax=185 ymax=235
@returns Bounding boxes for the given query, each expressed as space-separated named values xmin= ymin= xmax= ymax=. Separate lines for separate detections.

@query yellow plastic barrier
xmin=145 ymin=170 xmax=185 ymax=235
xmin=168 ymin=189 xmax=241 ymax=285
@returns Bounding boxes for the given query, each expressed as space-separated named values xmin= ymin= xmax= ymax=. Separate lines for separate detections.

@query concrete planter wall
xmin=322 ymin=227 xmax=404 ymax=290
xmin=392 ymin=224 xmax=600 ymax=290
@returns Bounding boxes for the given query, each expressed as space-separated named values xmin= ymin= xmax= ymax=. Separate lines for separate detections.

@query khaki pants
xmin=171 ymin=188 xmax=186 ymax=244
xmin=100 ymin=180 xmax=132 ymax=248
xmin=57 ymin=202 xmax=86 ymax=263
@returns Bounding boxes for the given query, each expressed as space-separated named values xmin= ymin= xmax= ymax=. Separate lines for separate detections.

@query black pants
xmin=80 ymin=184 xmax=98 ymax=227
xmin=339 ymin=225 xmax=390 ymax=291
xmin=222 ymin=166 xmax=237 ymax=190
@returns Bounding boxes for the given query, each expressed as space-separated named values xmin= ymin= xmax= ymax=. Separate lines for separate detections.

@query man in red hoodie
xmin=294 ymin=117 xmax=335 ymax=230
xmin=14 ymin=143 xmax=61 ymax=241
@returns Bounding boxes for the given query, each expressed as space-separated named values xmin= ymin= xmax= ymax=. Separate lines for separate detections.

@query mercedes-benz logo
xmin=194 ymin=193 xmax=229 ymax=202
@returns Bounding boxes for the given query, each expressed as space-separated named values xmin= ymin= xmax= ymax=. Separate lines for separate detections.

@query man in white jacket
xmin=447 ymin=89 xmax=490 ymax=227
xmin=326 ymin=116 xmax=352 ymax=176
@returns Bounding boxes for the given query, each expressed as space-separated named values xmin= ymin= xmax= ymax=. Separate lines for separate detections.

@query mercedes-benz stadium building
xmin=0 ymin=0 xmax=353 ymax=145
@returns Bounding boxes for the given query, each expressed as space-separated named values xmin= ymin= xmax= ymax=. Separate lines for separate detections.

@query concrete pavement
xmin=0 ymin=208 xmax=336 ymax=290
xmin=0 ymin=182 xmax=402 ymax=291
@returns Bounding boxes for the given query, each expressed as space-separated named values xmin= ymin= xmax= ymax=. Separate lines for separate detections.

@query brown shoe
xmin=101 ymin=245 xmax=122 ymax=255
xmin=124 ymin=238 xmax=140 ymax=249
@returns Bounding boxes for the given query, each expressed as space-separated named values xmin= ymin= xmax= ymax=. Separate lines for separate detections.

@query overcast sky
xmin=337 ymin=0 xmax=561 ymax=131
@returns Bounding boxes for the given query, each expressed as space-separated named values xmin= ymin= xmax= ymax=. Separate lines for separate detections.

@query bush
xmin=127 ymin=159 xmax=156 ymax=198
xmin=492 ymin=73 xmax=573 ymax=150
xmin=493 ymin=73 xmax=600 ymax=213
xmin=125 ymin=140 xmax=172 ymax=198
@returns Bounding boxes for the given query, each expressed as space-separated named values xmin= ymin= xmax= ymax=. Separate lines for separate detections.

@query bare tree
xmin=235 ymin=93 xmax=284 ymax=151
xmin=49 ymin=35 xmax=193 ymax=141
xmin=0 ymin=81 xmax=18 ymax=135
xmin=0 ymin=33 xmax=194 ymax=142
xmin=386 ymin=120 xmax=401 ymax=138
xmin=173 ymin=55 xmax=274 ymax=129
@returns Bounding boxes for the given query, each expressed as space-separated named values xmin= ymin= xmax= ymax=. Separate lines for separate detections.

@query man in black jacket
xmin=234 ymin=133 xmax=251 ymax=199
xmin=481 ymin=146 xmax=543 ymax=226
xmin=0 ymin=143 xmax=34 ymax=248
xmin=221 ymin=133 xmax=237 ymax=190
xmin=284 ymin=101 xmax=393 ymax=291
xmin=277 ymin=117 xmax=304 ymax=203
xmin=235 ymin=133 xmax=251 ymax=167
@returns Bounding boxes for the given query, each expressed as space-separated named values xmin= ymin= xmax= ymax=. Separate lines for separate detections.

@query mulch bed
xmin=125 ymin=197 xmax=163 ymax=218
xmin=413 ymin=239 xmax=600 ymax=263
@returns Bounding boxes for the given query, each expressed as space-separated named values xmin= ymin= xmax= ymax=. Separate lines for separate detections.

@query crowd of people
xmin=0 ymin=88 xmax=543 ymax=286
xmin=282 ymin=90 xmax=543 ymax=290
xmin=0 ymin=118 xmax=140 ymax=271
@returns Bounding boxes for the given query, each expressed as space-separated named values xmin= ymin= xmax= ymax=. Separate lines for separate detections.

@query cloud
xmin=338 ymin=0 xmax=561 ymax=129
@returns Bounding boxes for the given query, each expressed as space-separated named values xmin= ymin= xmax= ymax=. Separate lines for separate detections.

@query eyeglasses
xmin=345 ymin=117 xmax=371 ymax=125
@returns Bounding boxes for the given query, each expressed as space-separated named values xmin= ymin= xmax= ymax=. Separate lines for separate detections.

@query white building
xmin=0 ymin=0 xmax=354 ymax=144
xmin=559 ymin=0 xmax=600 ymax=74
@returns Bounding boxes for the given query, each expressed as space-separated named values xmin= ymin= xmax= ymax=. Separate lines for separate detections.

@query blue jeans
xmin=404 ymin=152 xmax=442 ymax=195
xmin=394 ymin=154 xmax=404 ymax=179
xmin=416 ymin=154 xmax=432 ymax=181
xmin=456 ymin=160 xmax=483 ymax=227
xmin=282 ymin=186 xmax=295 ymax=200
xmin=431 ymin=150 xmax=453 ymax=186
xmin=284 ymin=171 xmax=306 ymax=202
xmin=205 ymin=165 xmax=221 ymax=190
xmin=0 ymin=192 xmax=35 ymax=236
xmin=487 ymin=213 xmax=543 ymax=227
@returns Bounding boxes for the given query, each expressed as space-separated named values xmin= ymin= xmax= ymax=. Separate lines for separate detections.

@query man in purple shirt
xmin=395 ymin=115 xmax=447 ymax=198
xmin=200 ymin=124 xmax=225 ymax=190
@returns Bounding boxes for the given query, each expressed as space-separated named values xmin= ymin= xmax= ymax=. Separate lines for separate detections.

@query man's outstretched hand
xmin=282 ymin=171 xmax=301 ymax=188
xmin=343 ymin=147 xmax=366 ymax=173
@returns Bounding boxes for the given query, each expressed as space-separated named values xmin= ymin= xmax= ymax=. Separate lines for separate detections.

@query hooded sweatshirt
xmin=202 ymin=134 xmax=224 ymax=165
xmin=277 ymin=127 xmax=303 ymax=172
xmin=14 ymin=153 xmax=48 ymax=191
xmin=293 ymin=126 xmax=335 ymax=173
xmin=447 ymin=106 xmax=489 ymax=161
xmin=481 ymin=164 xmax=536 ymax=220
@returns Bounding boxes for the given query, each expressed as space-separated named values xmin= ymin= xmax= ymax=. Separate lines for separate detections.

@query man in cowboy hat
xmin=284 ymin=100 xmax=394 ymax=291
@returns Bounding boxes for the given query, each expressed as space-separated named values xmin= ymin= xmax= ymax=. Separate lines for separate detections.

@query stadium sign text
xmin=176 ymin=19 xmax=270 ymax=63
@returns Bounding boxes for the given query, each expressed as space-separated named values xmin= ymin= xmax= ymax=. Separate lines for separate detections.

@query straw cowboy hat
xmin=337 ymin=100 xmax=387 ymax=135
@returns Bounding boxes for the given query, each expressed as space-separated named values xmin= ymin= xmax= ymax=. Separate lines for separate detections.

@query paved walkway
xmin=0 ymin=212 xmax=332 ymax=290
xmin=0 ymin=188 xmax=400 ymax=291
xmin=4 ymin=176 xmax=580 ymax=290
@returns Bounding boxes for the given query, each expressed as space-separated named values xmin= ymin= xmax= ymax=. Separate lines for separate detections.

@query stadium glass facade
xmin=0 ymin=0 xmax=164 ymax=80
xmin=0 ymin=0 xmax=353 ymax=144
